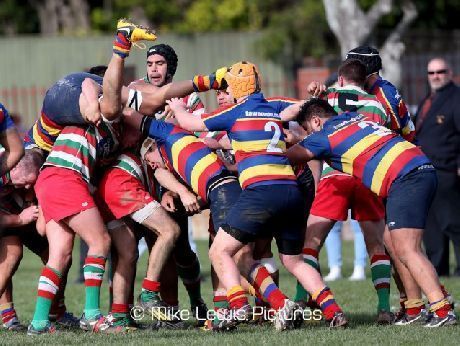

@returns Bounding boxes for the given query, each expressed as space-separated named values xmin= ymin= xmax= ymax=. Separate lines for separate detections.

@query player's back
xmin=321 ymin=112 xmax=429 ymax=197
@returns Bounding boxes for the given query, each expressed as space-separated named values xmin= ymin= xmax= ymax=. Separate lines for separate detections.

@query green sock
xmin=32 ymin=266 xmax=62 ymax=330
xmin=371 ymin=254 xmax=391 ymax=312
xmin=294 ymin=248 xmax=320 ymax=302
xmin=83 ymin=256 xmax=106 ymax=319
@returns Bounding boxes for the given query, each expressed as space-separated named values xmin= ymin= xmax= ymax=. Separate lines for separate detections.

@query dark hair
xmin=338 ymin=59 xmax=366 ymax=86
xmin=346 ymin=46 xmax=382 ymax=75
xmin=297 ymin=98 xmax=337 ymax=124
xmin=87 ymin=65 xmax=108 ymax=77
xmin=147 ymin=44 xmax=178 ymax=78
xmin=16 ymin=149 xmax=44 ymax=176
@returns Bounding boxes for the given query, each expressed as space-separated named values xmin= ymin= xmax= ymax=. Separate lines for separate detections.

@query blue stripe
xmin=361 ymin=136 xmax=402 ymax=187
xmin=237 ymin=154 xmax=291 ymax=172
xmin=263 ymin=283 xmax=277 ymax=299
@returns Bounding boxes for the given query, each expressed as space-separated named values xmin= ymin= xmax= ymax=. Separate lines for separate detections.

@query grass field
xmin=2 ymin=239 xmax=459 ymax=345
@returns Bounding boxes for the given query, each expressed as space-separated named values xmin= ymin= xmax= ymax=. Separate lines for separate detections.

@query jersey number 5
xmin=265 ymin=121 xmax=283 ymax=153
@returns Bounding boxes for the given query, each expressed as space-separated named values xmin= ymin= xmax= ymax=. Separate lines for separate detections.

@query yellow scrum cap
xmin=225 ymin=61 xmax=261 ymax=99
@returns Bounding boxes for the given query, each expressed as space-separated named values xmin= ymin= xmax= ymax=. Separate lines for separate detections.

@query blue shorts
xmin=208 ymin=176 xmax=242 ymax=232
xmin=43 ymin=72 xmax=103 ymax=125
xmin=386 ymin=165 xmax=437 ymax=230
xmin=222 ymin=184 xmax=306 ymax=255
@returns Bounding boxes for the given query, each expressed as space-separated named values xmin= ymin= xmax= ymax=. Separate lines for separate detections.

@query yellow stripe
xmin=33 ymin=125 xmax=52 ymax=151
xmin=259 ymin=277 xmax=273 ymax=293
xmin=39 ymin=117 xmax=62 ymax=136
xmin=370 ymin=141 xmax=415 ymax=194
xmin=239 ymin=164 xmax=294 ymax=185
xmin=170 ymin=136 xmax=199 ymax=172
xmin=232 ymin=139 xmax=286 ymax=152
xmin=190 ymin=153 xmax=218 ymax=194
xmin=341 ymin=134 xmax=382 ymax=175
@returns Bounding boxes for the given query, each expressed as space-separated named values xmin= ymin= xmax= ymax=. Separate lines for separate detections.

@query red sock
xmin=249 ymin=264 xmax=286 ymax=310
xmin=227 ymin=286 xmax=249 ymax=310
xmin=111 ymin=303 xmax=129 ymax=314
xmin=142 ymin=279 xmax=160 ymax=292
xmin=312 ymin=286 xmax=341 ymax=320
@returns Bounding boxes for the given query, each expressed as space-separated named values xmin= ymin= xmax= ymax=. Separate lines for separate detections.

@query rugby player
xmin=288 ymin=99 xmax=457 ymax=328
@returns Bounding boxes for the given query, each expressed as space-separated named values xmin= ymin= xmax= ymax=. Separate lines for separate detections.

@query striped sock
xmin=294 ymin=248 xmax=320 ymax=302
xmin=429 ymin=298 xmax=451 ymax=318
xmin=0 ymin=303 xmax=17 ymax=325
xmin=113 ymin=33 xmax=131 ymax=58
xmin=440 ymin=284 xmax=453 ymax=308
xmin=111 ymin=303 xmax=129 ymax=319
xmin=312 ymin=286 xmax=341 ymax=320
xmin=213 ymin=293 xmax=229 ymax=313
xmin=405 ymin=299 xmax=424 ymax=316
xmin=32 ymin=266 xmax=61 ymax=330
xmin=227 ymin=285 xmax=249 ymax=310
xmin=248 ymin=264 xmax=287 ymax=310
xmin=140 ymin=279 xmax=161 ymax=302
xmin=83 ymin=256 xmax=106 ymax=319
xmin=370 ymin=254 xmax=391 ymax=312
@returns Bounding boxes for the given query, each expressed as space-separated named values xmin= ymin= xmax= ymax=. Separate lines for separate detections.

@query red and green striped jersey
xmin=202 ymin=92 xmax=298 ymax=189
xmin=299 ymin=112 xmax=431 ymax=197
xmin=44 ymin=121 xmax=121 ymax=184
xmin=325 ymin=85 xmax=387 ymax=125
xmin=368 ymin=76 xmax=415 ymax=142
xmin=111 ymin=150 xmax=157 ymax=197
xmin=144 ymin=119 xmax=226 ymax=202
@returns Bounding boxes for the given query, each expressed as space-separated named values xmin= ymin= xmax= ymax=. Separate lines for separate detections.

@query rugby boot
xmin=273 ymin=299 xmax=299 ymax=331
xmin=116 ymin=18 xmax=157 ymax=43
xmin=27 ymin=322 xmax=56 ymax=336
xmin=79 ymin=313 xmax=105 ymax=332
xmin=3 ymin=316 xmax=26 ymax=331
xmin=93 ymin=313 xmax=137 ymax=333
xmin=49 ymin=311 xmax=80 ymax=329
xmin=327 ymin=311 xmax=348 ymax=328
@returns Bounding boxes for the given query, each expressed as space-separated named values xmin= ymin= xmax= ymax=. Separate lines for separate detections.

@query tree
xmin=323 ymin=0 xmax=418 ymax=87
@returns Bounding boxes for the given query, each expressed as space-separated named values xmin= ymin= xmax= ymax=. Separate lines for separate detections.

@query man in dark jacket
xmin=416 ymin=57 xmax=460 ymax=276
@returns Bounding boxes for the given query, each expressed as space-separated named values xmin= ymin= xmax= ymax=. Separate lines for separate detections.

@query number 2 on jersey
xmin=265 ymin=121 xmax=283 ymax=153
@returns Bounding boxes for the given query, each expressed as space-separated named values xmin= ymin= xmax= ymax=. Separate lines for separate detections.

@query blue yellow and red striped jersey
xmin=202 ymin=92 xmax=298 ymax=189
xmin=145 ymin=120 xmax=226 ymax=202
xmin=299 ymin=112 xmax=430 ymax=197
xmin=368 ymin=76 xmax=415 ymax=142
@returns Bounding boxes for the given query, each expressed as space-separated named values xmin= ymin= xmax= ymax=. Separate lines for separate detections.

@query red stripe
xmin=378 ymin=147 xmax=423 ymax=197
xmin=197 ymin=76 xmax=206 ymax=91
xmin=42 ymin=267 xmax=61 ymax=286
xmin=213 ymin=296 xmax=228 ymax=303
xmin=352 ymin=135 xmax=391 ymax=179
xmin=111 ymin=303 xmax=129 ymax=314
xmin=85 ymin=279 xmax=103 ymax=287
xmin=41 ymin=112 xmax=65 ymax=130
xmin=316 ymin=289 xmax=331 ymax=304
xmin=85 ymin=256 xmax=106 ymax=266
xmin=171 ymin=126 xmax=190 ymax=135
xmin=38 ymin=290 xmax=56 ymax=300
xmin=177 ymin=141 xmax=204 ymax=179
xmin=329 ymin=123 xmax=361 ymax=150
xmin=371 ymin=254 xmax=390 ymax=263
xmin=198 ymin=160 xmax=222 ymax=201
xmin=302 ymin=248 xmax=319 ymax=257
xmin=142 ymin=279 xmax=160 ymax=292
xmin=375 ymin=283 xmax=390 ymax=290
xmin=242 ymin=175 xmax=296 ymax=189
xmin=232 ymin=119 xmax=282 ymax=132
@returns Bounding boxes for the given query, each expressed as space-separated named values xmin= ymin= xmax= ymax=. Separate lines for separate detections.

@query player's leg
xmin=105 ymin=220 xmax=138 ymax=332
xmin=28 ymin=220 xmax=74 ymax=335
xmin=65 ymin=208 xmax=111 ymax=329
xmin=0 ymin=236 xmax=24 ymax=331
xmin=388 ymin=168 xmax=456 ymax=327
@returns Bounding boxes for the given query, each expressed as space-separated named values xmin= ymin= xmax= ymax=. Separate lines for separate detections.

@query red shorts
xmin=35 ymin=166 xmax=96 ymax=223
xmin=310 ymin=174 xmax=384 ymax=221
xmin=97 ymin=167 xmax=155 ymax=223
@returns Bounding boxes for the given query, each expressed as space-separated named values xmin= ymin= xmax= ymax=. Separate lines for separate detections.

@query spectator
xmin=415 ymin=57 xmax=460 ymax=276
